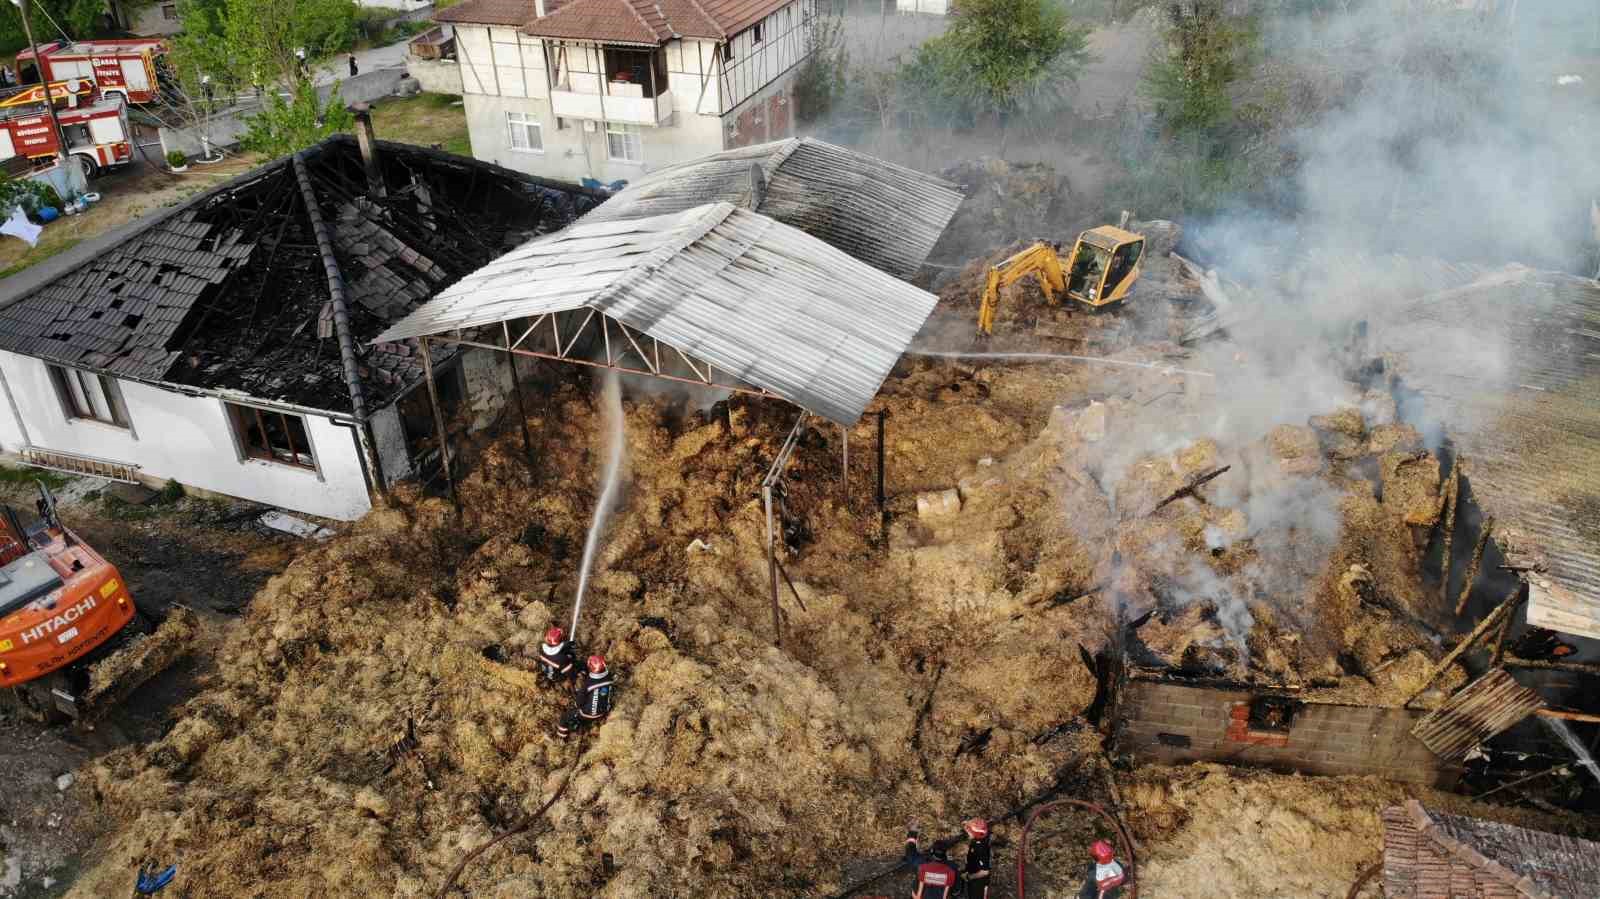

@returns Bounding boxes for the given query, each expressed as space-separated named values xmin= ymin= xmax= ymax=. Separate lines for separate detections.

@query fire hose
xmin=1017 ymin=799 xmax=1138 ymax=899
xmin=433 ymin=758 xmax=578 ymax=899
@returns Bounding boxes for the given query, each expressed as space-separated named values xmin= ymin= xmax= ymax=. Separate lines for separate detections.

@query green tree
xmin=1140 ymin=1 xmax=1257 ymax=135
xmin=239 ymin=80 xmax=353 ymax=157
xmin=910 ymin=0 xmax=1092 ymax=131
xmin=0 ymin=0 xmax=106 ymax=58
xmin=792 ymin=13 xmax=848 ymax=127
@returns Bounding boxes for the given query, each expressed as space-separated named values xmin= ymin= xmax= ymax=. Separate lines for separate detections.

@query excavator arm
xmin=977 ymin=242 xmax=1067 ymax=335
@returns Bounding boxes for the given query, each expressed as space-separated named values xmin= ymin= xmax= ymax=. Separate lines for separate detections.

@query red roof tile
xmin=521 ymin=0 xmax=791 ymax=43
xmin=435 ymin=0 xmax=539 ymax=26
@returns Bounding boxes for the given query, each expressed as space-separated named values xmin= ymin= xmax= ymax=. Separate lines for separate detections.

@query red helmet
xmin=963 ymin=818 xmax=989 ymax=840
xmin=544 ymin=626 xmax=565 ymax=646
xmin=586 ymin=654 xmax=607 ymax=674
xmin=1091 ymin=840 xmax=1116 ymax=864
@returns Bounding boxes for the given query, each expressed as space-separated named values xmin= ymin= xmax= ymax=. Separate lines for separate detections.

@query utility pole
xmin=11 ymin=0 xmax=70 ymax=169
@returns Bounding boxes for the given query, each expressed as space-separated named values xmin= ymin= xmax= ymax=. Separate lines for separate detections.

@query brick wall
xmin=1116 ymin=679 xmax=1457 ymax=787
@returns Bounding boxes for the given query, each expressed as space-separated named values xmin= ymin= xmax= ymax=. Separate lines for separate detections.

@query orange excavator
xmin=0 ymin=483 xmax=192 ymax=722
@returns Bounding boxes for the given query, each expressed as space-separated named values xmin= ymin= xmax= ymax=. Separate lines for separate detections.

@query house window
xmin=226 ymin=402 xmax=316 ymax=469
xmin=506 ymin=112 xmax=542 ymax=152
xmin=606 ymin=122 xmax=642 ymax=163
xmin=48 ymin=365 xmax=129 ymax=428
xmin=601 ymin=46 xmax=668 ymax=97
xmin=162 ymin=3 xmax=177 ymax=19
xmin=752 ymin=23 xmax=764 ymax=44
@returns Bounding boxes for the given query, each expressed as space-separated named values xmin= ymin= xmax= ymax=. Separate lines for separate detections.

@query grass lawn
xmin=0 ymin=153 xmax=265 ymax=279
xmin=368 ymin=93 xmax=472 ymax=157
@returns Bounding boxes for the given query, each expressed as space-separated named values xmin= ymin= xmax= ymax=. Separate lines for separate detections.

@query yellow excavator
xmin=977 ymin=225 xmax=1145 ymax=335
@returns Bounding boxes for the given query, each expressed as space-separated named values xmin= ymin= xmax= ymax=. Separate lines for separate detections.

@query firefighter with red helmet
xmin=1078 ymin=839 xmax=1126 ymax=899
xmin=961 ymin=818 xmax=992 ymax=899
xmin=904 ymin=823 xmax=960 ymax=899
xmin=556 ymin=654 xmax=615 ymax=739
xmin=536 ymin=626 xmax=576 ymax=686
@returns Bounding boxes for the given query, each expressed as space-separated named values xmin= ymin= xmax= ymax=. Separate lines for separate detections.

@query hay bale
xmin=1266 ymin=424 xmax=1322 ymax=476
xmin=1380 ymin=451 xmax=1443 ymax=526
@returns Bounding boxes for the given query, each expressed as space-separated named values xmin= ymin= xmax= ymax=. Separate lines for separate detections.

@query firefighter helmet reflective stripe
xmin=587 ymin=654 xmax=607 ymax=674
xmin=964 ymin=818 xmax=989 ymax=840
xmin=1091 ymin=839 xmax=1116 ymax=864
xmin=544 ymin=626 xmax=565 ymax=646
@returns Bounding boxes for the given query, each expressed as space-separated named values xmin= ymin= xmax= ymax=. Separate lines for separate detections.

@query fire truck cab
xmin=15 ymin=38 xmax=167 ymax=106
xmin=0 ymin=80 xmax=133 ymax=179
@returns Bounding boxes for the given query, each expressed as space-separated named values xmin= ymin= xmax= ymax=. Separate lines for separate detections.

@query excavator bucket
xmin=76 ymin=606 xmax=198 ymax=717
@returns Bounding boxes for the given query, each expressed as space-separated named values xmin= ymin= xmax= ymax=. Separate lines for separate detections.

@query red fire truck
xmin=15 ymin=38 xmax=168 ymax=106
xmin=0 ymin=81 xmax=132 ymax=179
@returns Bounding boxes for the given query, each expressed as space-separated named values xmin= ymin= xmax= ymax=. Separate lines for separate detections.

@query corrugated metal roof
xmin=581 ymin=138 xmax=965 ymax=280
xmin=374 ymin=202 xmax=938 ymax=425
xmin=1411 ymin=669 xmax=1545 ymax=761
xmin=1378 ymin=269 xmax=1600 ymax=639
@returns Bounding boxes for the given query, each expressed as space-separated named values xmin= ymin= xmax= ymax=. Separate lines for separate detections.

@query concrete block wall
xmin=1117 ymin=679 xmax=1456 ymax=787
xmin=405 ymin=55 xmax=463 ymax=95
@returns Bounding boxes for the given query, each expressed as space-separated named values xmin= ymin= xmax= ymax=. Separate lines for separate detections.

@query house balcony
xmin=550 ymin=77 xmax=673 ymax=126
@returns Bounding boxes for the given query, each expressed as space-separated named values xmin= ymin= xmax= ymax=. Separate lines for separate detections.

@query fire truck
xmin=0 ymin=79 xmax=133 ymax=179
xmin=15 ymin=38 xmax=168 ymax=106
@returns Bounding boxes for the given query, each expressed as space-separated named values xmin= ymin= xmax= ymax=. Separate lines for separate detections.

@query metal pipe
xmin=504 ymin=321 xmax=536 ymax=482
xmin=419 ymin=337 xmax=460 ymax=517
xmin=875 ymin=408 xmax=887 ymax=536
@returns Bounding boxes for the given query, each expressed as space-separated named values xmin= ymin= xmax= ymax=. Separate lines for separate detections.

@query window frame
xmin=505 ymin=111 xmax=543 ymax=154
xmin=47 ymin=364 xmax=130 ymax=429
xmin=605 ymin=121 xmax=643 ymax=163
xmin=752 ymin=22 xmax=764 ymax=44
xmin=161 ymin=3 xmax=177 ymax=19
xmin=224 ymin=401 xmax=319 ymax=472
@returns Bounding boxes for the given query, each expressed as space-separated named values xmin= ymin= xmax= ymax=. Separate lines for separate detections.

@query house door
xmin=120 ymin=59 xmax=150 ymax=93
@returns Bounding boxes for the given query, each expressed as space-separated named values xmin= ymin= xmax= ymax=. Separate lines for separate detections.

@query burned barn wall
xmin=0 ymin=351 xmax=373 ymax=521
xmin=1117 ymin=678 xmax=1454 ymax=787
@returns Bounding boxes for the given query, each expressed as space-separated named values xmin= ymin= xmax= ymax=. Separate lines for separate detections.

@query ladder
xmin=20 ymin=446 xmax=141 ymax=483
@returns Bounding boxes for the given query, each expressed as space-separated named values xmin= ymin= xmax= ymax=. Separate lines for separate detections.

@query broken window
xmin=1246 ymin=696 xmax=1300 ymax=733
xmin=226 ymin=402 xmax=316 ymax=470
xmin=47 ymin=365 xmax=130 ymax=428
xmin=606 ymin=122 xmax=643 ymax=163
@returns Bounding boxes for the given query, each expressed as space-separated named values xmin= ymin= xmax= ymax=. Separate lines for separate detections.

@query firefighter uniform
xmin=962 ymin=835 xmax=991 ymax=899
xmin=537 ymin=638 xmax=575 ymax=685
xmin=557 ymin=662 xmax=615 ymax=738
xmin=904 ymin=831 xmax=959 ymax=899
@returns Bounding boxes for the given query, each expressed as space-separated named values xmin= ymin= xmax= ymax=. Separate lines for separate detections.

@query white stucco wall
xmin=719 ymin=0 xmax=812 ymax=111
xmin=0 ymin=352 xmax=373 ymax=521
xmin=130 ymin=2 xmax=183 ymax=36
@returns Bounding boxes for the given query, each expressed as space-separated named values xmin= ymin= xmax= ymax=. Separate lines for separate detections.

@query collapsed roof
xmin=1378 ymin=268 xmax=1600 ymax=639
xmin=0 ymin=137 xmax=603 ymax=414
xmin=376 ymin=202 xmax=939 ymax=425
xmin=581 ymin=138 xmax=966 ymax=280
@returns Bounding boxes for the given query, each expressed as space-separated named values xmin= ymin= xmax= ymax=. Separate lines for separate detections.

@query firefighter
xmin=961 ymin=818 xmax=991 ymax=899
xmin=536 ymin=626 xmax=576 ymax=686
xmin=904 ymin=823 xmax=960 ymax=899
xmin=556 ymin=654 xmax=614 ymax=739
xmin=1078 ymin=839 xmax=1126 ymax=899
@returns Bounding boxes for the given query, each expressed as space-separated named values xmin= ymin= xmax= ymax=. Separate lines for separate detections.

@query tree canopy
xmin=911 ymin=0 xmax=1092 ymax=121
xmin=1 ymin=0 xmax=108 ymax=57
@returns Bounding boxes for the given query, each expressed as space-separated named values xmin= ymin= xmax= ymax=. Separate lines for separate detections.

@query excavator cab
xmin=1064 ymin=226 xmax=1144 ymax=307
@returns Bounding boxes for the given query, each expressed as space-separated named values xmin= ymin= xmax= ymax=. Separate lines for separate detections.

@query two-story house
xmin=435 ymin=0 xmax=812 ymax=183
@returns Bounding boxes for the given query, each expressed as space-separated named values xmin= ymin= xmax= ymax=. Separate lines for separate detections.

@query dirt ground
xmin=0 ymin=477 xmax=305 ymax=899
xmin=20 ymin=210 xmax=1587 ymax=898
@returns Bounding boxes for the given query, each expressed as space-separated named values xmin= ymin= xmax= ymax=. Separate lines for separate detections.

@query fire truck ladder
xmin=20 ymin=447 xmax=141 ymax=483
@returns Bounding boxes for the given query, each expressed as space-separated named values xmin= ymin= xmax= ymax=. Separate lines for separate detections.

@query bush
xmin=166 ymin=149 xmax=189 ymax=167
xmin=0 ymin=174 xmax=62 ymax=215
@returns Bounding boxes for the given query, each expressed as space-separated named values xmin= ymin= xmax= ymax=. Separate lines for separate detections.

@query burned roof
xmin=375 ymin=202 xmax=940 ymax=425
xmin=1383 ymin=800 xmax=1600 ymax=898
xmin=0 ymin=136 xmax=604 ymax=414
xmin=1377 ymin=268 xmax=1600 ymax=639
xmin=580 ymin=138 xmax=965 ymax=279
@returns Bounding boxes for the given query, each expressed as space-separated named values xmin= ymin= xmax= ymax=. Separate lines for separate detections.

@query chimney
xmin=351 ymin=102 xmax=386 ymax=198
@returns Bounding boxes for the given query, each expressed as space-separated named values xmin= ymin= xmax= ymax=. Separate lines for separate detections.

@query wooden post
xmin=763 ymin=483 xmax=782 ymax=645
xmin=504 ymin=323 xmax=536 ymax=483
xmin=419 ymin=337 xmax=461 ymax=517
xmin=1438 ymin=457 xmax=1461 ymax=606
xmin=875 ymin=409 xmax=887 ymax=540
xmin=1454 ymin=515 xmax=1495 ymax=617
xmin=1402 ymin=579 xmax=1524 ymax=708
xmin=840 ymin=423 xmax=848 ymax=500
